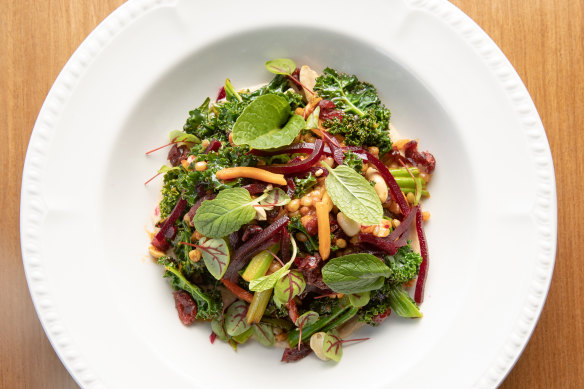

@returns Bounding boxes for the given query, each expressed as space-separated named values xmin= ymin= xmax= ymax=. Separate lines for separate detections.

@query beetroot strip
xmin=151 ymin=197 xmax=187 ymax=251
xmin=262 ymin=140 xmax=325 ymax=174
xmin=364 ymin=151 xmax=411 ymax=216
xmin=414 ymin=208 xmax=429 ymax=304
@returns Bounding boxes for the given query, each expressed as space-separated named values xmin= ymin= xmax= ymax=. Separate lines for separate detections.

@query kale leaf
xmin=287 ymin=215 xmax=318 ymax=253
xmin=342 ymin=150 xmax=364 ymax=173
xmin=158 ymin=170 xmax=181 ymax=219
xmin=313 ymin=67 xmax=381 ymax=117
xmin=384 ymin=245 xmax=423 ymax=285
xmin=293 ymin=173 xmax=317 ymax=197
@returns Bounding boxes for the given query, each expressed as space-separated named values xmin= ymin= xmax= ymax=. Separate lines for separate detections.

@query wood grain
xmin=1 ymin=1 xmax=582 ymax=388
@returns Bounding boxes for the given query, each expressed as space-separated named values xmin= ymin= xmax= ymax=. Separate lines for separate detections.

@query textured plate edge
xmin=20 ymin=1 xmax=177 ymax=388
xmin=405 ymin=1 xmax=557 ymax=388
xmin=19 ymin=0 xmax=557 ymax=388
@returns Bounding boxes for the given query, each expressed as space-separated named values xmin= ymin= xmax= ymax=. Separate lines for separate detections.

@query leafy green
xmin=293 ymin=173 xmax=317 ymax=198
xmin=232 ymin=94 xmax=305 ymax=150
xmin=225 ymin=300 xmax=251 ymax=336
xmin=295 ymin=311 xmax=319 ymax=328
xmin=321 ymin=253 xmax=391 ymax=294
xmin=232 ymin=327 xmax=253 ymax=344
xmin=159 ymin=170 xmax=181 ymax=219
xmin=211 ymin=317 xmax=229 ymax=341
xmin=249 ymin=258 xmax=294 ymax=292
xmin=384 ymin=245 xmax=423 ymax=285
xmin=313 ymin=67 xmax=381 ymax=117
xmin=168 ymin=130 xmax=200 ymax=144
xmin=198 ymin=238 xmax=230 ymax=280
xmin=193 ymin=188 xmax=259 ymax=238
xmin=325 ymin=108 xmax=392 ymax=156
xmin=162 ymin=261 xmax=222 ymax=320
xmin=252 ymin=323 xmax=275 ymax=346
xmin=342 ymin=150 xmax=364 ymax=173
xmin=265 ymin=58 xmax=296 ymax=76
xmin=322 ymin=163 xmax=383 ymax=226
xmin=306 ymin=106 xmax=320 ymax=129
xmin=348 ymin=291 xmax=370 ymax=308
xmin=259 ymin=188 xmax=291 ymax=209
xmin=287 ymin=215 xmax=318 ymax=252
xmin=387 ymin=285 xmax=422 ymax=318
xmin=273 ymin=270 xmax=305 ymax=306
xmin=178 ymin=144 xmax=258 ymax=197
xmin=323 ymin=332 xmax=343 ymax=362
xmin=224 ymin=78 xmax=242 ymax=102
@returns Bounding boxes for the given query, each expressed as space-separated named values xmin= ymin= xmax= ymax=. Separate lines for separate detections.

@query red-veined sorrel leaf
xmin=348 ymin=291 xmax=371 ymax=308
xmin=252 ymin=323 xmax=275 ymax=346
xmin=294 ymin=310 xmax=319 ymax=350
xmin=256 ymin=188 xmax=291 ymax=210
xmin=274 ymin=270 xmax=306 ymax=306
xmin=211 ymin=317 xmax=229 ymax=341
xmin=198 ymin=238 xmax=230 ymax=280
xmin=323 ymin=332 xmax=343 ymax=362
xmin=224 ymin=300 xmax=251 ymax=337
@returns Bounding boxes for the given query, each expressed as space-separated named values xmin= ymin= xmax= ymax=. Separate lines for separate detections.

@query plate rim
xmin=20 ymin=0 xmax=557 ymax=388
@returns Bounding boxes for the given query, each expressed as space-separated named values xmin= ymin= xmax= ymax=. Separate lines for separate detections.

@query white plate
xmin=21 ymin=0 xmax=556 ymax=388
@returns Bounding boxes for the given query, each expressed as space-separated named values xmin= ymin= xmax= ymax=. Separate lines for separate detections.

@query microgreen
xmin=225 ymin=300 xmax=251 ymax=337
xmin=273 ymin=270 xmax=306 ymax=307
xmin=180 ymin=238 xmax=230 ymax=280
xmin=224 ymin=78 xmax=243 ymax=102
xmin=252 ymin=323 xmax=275 ymax=346
xmin=294 ymin=311 xmax=319 ymax=350
xmin=265 ymin=58 xmax=296 ymax=76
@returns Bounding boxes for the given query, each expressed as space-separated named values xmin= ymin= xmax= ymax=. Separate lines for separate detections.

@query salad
xmin=146 ymin=59 xmax=435 ymax=362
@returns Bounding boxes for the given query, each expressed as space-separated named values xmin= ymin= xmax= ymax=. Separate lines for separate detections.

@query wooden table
xmin=1 ymin=1 xmax=582 ymax=387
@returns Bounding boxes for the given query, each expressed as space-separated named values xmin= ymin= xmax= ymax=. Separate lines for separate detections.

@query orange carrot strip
xmin=315 ymin=200 xmax=331 ymax=260
xmin=215 ymin=167 xmax=286 ymax=186
xmin=221 ymin=279 xmax=253 ymax=303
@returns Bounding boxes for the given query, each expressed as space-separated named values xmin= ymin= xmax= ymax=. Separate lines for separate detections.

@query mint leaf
xmin=198 ymin=238 xmax=230 ymax=280
xmin=321 ymin=253 xmax=391 ymax=294
xmin=248 ymin=258 xmax=293 ymax=292
xmin=322 ymin=163 xmax=383 ymax=225
xmin=265 ymin=58 xmax=296 ymax=76
xmin=193 ymin=188 xmax=257 ymax=238
xmin=232 ymin=94 xmax=305 ymax=150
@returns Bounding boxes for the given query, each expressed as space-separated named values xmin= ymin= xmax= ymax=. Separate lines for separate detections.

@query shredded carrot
xmin=321 ymin=191 xmax=333 ymax=212
xmin=221 ymin=279 xmax=253 ymax=303
xmin=215 ymin=167 xmax=286 ymax=185
xmin=315 ymin=200 xmax=331 ymax=260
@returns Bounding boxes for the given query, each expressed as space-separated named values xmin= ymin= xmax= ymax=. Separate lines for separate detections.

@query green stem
xmin=321 ymin=306 xmax=359 ymax=333
xmin=389 ymin=167 xmax=420 ymax=177
xmin=287 ymin=305 xmax=348 ymax=347
xmin=393 ymin=177 xmax=426 ymax=189
xmin=402 ymin=188 xmax=430 ymax=197
xmin=242 ymin=246 xmax=279 ymax=282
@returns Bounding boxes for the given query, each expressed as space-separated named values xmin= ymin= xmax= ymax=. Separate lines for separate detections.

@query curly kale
xmin=293 ymin=173 xmax=317 ymax=197
xmin=325 ymin=108 xmax=392 ymax=156
xmin=313 ymin=68 xmax=381 ymax=116
xmin=384 ymin=245 xmax=423 ymax=285
xmin=158 ymin=170 xmax=181 ymax=219
xmin=183 ymin=75 xmax=304 ymax=142
xmin=159 ymin=257 xmax=222 ymax=320
xmin=342 ymin=150 xmax=364 ymax=173
xmin=308 ymin=296 xmax=344 ymax=316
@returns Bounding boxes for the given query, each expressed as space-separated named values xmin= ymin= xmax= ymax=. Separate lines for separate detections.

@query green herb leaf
xmin=168 ymin=130 xmax=200 ymax=144
xmin=198 ymin=238 xmax=230 ymax=280
xmin=323 ymin=332 xmax=343 ymax=362
xmin=348 ymin=291 xmax=371 ymax=308
xmin=322 ymin=163 xmax=383 ymax=225
xmin=232 ymin=327 xmax=253 ymax=344
xmin=157 ymin=165 xmax=180 ymax=175
xmin=252 ymin=323 xmax=275 ymax=346
xmin=249 ymin=258 xmax=294 ymax=292
xmin=211 ymin=317 xmax=229 ymax=341
xmin=224 ymin=78 xmax=243 ymax=102
xmin=232 ymin=94 xmax=305 ymax=150
xmin=321 ymin=253 xmax=391 ymax=294
xmin=225 ymin=300 xmax=251 ymax=336
xmin=273 ymin=270 xmax=306 ymax=306
xmin=265 ymin=58 xmax=296 ymax=76
xmin=193 ymin=188 xmax=257 ymax=238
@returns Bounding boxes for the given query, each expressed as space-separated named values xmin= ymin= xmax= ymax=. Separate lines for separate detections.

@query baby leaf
xmin=252 ymin=323 xmax=275 ymax=346
xmin=274 ymin=270 xmax=306 ymax=306
xmin=224 ymin=78 xmax=243 ymax=102
xmin=249 ymin=258 xmax=293 ymax=292
xmin=232 ymin=327 xmax=253 ymax=344
xmin=321 ymin=253 xmax=391 ymax=294
xmin=193 ymin=188 xmax=257 ymax=238
xmin=306 ymin=106 xmax=320 ymax=129
xmin=323 ymin=332 xmax=343 ymax=362
xmin=211 ymin=317 xmax=229 ymax=341
xmin=259 ymin=188 xmax=291 ymax=210
xmin=322 ymin=163 xmax=383 ymax=226
xmin=225 ymin=300 xmax=251 ymax=337
xmin=232 ymin=94 xmax=305 ymax=150
xmin=157 ymin=165 xmax=180 ymax=175
xmin=387 ymin=285 xmax=423 ymax=318
xmin=168 ymin=129 xmax=200 ymax=144
xmin=265 ymin=58 xmax=296 ymax=76
xmin=198 ymin=238 xmax=230 ymax=280
xmin=295 ymin=311 xmax=319 ymax=328
xmin=348 ymin=291 xmax=371 ymax=308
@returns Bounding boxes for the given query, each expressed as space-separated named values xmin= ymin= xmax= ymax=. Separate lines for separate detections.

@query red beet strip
xmin=262 ymin=140 xmax=325 ymax=174
xmin=249 ymin=142 xmax=331 ymax=157
xmin=151 ymin=197 xmax=187 ymax=251
xmin=414 ymin=208 xmax=429 ymax=304
xmin=364 ymin=151 xmax=411 ymax=216
xmin=203 ymin=139 xmax=222 ymax=154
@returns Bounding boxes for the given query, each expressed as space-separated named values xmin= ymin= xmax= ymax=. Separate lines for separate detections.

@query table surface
xmin=2 ymin=1 xmax=583 ymax=388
